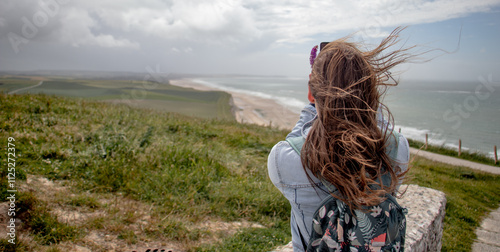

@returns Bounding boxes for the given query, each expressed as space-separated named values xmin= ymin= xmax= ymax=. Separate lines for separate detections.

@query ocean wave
xmin=191 ymin=78 xmax=223 ymax=90
xmin=191 ymin=78 xmax=307 ymax=112
xmin=396 ymin=125 xmax=498 ymax=158
xmin=231 ymin=76 xmax=306 ymax=81
xmin=434 ymin=90 xmax=471 ymax=94
xmin=396 ymin=125 xmax=449 ymax=146
xmin=275 ymin=96 xmax=307 ymax=112
xmin=395 ymin=126 xmax=429 ymax=140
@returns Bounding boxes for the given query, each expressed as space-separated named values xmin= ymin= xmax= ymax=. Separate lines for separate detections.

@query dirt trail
xmin=8 ymin=81 xmax=44 ymax=94
xmin=410 ymin=147 xmax=500 ymax=175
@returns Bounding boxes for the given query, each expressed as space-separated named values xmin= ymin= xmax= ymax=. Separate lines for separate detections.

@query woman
xmin=267 ymin=28 xmax=411 ymax=251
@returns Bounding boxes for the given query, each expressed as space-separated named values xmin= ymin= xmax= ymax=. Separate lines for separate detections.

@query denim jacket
xmin=267 ymin=104 xmax=410 ymax=252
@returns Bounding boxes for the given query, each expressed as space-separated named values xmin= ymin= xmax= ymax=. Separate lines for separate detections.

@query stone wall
xmin=399 ymin=184 xmax=447 ymax=251
xmin=273 ymin=184 xmax=447 ymax=252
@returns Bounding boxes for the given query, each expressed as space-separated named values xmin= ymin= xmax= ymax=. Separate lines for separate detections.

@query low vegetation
xmin=1 ymin=93 xmax=499 ymax=251
xmin=1 ymin=93 xmax=289 ymax=251
xmin=0 ymin=76 xmax=234 ymax=120
xmin=408 ymin=138 xmax=499 ymax=167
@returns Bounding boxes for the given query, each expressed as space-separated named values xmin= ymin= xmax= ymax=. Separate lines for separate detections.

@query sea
xmin=191 ymin=76 xmax=500 ymax=158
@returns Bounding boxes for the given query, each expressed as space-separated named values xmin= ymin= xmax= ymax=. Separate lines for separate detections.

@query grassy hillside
xmin=1 ymin=94 xmax=499 ymax=251
xmin=0 ymin=93 xmax=290 ymax=251
xmin=0 ymin=76 xmax=234 ymax=120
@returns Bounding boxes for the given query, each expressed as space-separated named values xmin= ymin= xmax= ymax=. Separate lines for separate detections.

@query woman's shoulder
xmin=269 ymin=140 xmax=301 ymax=165
xmin=268 ymin=140 xmax=318 ymax=187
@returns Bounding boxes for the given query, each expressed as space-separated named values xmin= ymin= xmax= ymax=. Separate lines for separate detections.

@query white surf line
xmin=8 ymin=81 xmax=44 ymax=94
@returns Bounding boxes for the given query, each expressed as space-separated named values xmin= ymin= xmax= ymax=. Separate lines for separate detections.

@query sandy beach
xmin=170 ymin=79 xmax=301 ymax=130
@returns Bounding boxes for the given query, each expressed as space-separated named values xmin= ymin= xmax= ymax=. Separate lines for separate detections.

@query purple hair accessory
xmin=309 ymin=45 xmax=318 ymax=68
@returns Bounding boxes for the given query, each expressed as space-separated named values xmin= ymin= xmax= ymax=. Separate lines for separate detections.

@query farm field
xmin=0 ymin=76 xmax=41 ymax=93
xmin=0 ymin=75 xmax=234 ymax=120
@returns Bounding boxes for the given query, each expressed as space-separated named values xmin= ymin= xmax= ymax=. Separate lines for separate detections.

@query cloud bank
xmin=2 ymin=0 xmax=499 ymax=48
xmin=1 ymin=0 xmax=499 ymax=78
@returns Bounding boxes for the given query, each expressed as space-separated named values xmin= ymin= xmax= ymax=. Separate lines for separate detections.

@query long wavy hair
xmin=302 ymin=27 xmax=412 ymax=210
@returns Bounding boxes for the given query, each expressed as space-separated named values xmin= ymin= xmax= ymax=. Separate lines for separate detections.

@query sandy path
xmin=410 ymin=148 xmax=500 ymax=175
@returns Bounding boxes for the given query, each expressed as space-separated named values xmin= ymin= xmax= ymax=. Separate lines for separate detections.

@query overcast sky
xmin=1 ymin=0 xmax=499 ymax=81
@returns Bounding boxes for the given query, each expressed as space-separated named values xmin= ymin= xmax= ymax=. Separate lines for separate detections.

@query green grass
xmin=0 ymin=76 xmax=234 ymax=120
xmin=8 ymin=191 xmax=79 ymax=247
xmin=1 ymin=93 xmax=499 ymax=251
xmin=197 ymin=223 xmax=291 ymax=251
xmin=408 ymin=138 xmax=500 ymax=167
xmin=0 ymin=93 xmax=290 ymax=251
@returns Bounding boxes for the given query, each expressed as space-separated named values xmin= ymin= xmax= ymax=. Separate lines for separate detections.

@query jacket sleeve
xmin=286 ymin=104 xmax=316 ymax=139
xmin=396 ymin=133 xmax=410 ymax=188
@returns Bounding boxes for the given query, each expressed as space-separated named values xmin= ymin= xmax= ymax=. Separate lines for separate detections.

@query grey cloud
xmin=1 ymin=0 xmax=499 ymax=79
xmin=87 ymin=0 xmax=262 ymax=44
xmin=1 ymin=0 xmax=141 ymax=52
xmin=4 ymin=0 xmax=498 ymax=50
xmin=0 ymin=0 xmax=66 ymax=40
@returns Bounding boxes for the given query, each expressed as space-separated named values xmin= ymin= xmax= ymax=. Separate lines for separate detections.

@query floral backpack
xmin=286 ymin=132 xmax=407 ymax=252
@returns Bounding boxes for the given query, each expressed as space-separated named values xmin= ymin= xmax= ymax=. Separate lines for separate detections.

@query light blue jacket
xmin=267 ymin=104 xmax=409 ymax=252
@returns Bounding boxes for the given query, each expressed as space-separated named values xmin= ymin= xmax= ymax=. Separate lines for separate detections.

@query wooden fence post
xmin=425 ymin=133 xmax=428 ymax=149
xmin=495 ymin=145 xmax=498 ymax=164
xmin=458 ymin=139 xmax=462 ymax=157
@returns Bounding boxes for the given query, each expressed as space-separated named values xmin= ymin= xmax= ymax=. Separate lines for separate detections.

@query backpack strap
xmin=286 ymin=136 xmax=305 ymax=155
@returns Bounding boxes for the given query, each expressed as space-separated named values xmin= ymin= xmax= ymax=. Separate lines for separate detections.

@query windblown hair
xmin=303 ymin=27 xmax=413 ymax=210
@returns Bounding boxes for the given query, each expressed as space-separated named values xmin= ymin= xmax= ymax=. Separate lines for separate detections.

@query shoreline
xmin=170 ymin=78 xmax=300 ymax=130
